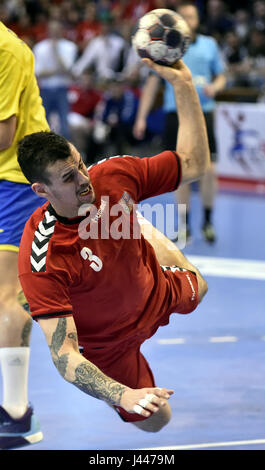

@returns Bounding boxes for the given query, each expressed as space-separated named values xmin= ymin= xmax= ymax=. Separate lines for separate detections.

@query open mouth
xmin=78 ymin=185 xmax=94 ymax=201
xmin=79 ymin=188 xmax=90 ymax=196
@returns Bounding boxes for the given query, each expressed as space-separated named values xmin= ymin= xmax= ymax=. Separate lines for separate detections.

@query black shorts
xmin=162 ymin=111 xmax=217 ymax=162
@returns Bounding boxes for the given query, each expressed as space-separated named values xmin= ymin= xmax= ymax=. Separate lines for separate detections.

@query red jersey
xmin=18 ymin=151 xmax=198 ymax=360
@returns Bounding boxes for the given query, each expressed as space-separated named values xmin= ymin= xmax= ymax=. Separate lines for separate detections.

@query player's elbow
xmin=179 ymin=147 xmax=210 ymax=184
xmin=192 ymin=149 xmax=211 ymax=181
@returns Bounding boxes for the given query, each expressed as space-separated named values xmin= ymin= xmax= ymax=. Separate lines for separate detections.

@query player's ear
xmin=32 ymin=182 xmax=49 ymax=198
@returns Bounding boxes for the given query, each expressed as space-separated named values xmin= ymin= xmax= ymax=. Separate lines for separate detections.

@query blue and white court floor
xmin=2 ymin=187 xmax=265 ymax=451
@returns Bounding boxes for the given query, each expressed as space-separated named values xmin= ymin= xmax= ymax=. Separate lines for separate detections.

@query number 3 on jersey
xmin=80 ymin=247 xmax=103 ymax=272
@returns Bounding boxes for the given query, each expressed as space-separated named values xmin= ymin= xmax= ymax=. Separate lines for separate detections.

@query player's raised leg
xmin=139 ymin=214 xmax=208 ymax=303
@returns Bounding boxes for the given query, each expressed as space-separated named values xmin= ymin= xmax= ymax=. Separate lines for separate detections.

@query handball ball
xmin=132 ymin=9 xmax=191 ymax=66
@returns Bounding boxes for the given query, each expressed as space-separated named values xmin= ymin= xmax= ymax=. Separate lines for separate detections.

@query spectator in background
xmin=97 ymin=79 xmax=140 ymax=155
xmin=8 ymin=13 xmax=34 ymax=47
xmin=72 ymin=17 xmax=126 ymax=81
xmin=67 ymin=69 xmax=102 ymax=163
xmin=111 ymin=0 xmax=158 ymax=26
xmin=204 ymin=0 xmax=234 ymax=42
xmin=234 ymin=9 xmax=250 ymax=44
xmin=240 ymin=26 xmax=265 ymax=88
xmin=30 ymin=11 xmax=49 ymax=43
xmin=222 ymin=31 xmax=247 ymax=86
xmin=33 ymin=19 xmax=78 ymax=138
xmin=75 ymin=3 xmax=102 ymax=52
xmin=63 ymin=8 xmax=81 ymax=43
xmin=252 ymin=0 xmax=265 ymax=30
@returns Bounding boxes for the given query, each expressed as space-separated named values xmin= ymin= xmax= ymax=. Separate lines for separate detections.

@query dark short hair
xmin=18 ymin=131 xmax=71 ymax=185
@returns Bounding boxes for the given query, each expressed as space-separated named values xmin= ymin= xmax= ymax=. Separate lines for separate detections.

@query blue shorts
xmin=0 ymin=180 xmax=46 ymax=251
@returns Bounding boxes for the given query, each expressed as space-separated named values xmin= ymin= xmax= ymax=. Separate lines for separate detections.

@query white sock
xmin=0 ymin=347 xmax=30 ymax=419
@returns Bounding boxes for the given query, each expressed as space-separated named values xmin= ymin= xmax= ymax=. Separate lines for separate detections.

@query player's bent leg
xmin=139 ymin=214 xmax=183 ymax=266
xmin=0 ymin=250 xmax=43 ymax=449
xmin=0 ymin=251 xmax=32 ymax=347
xmin=132 ymin=400 xmax=172 ymax=433
xmin=139 ymin=215 xmax=208 ymax=302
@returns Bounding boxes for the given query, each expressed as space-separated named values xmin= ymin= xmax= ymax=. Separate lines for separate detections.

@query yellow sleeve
xmin=0 ymin=51 xmax=25 ymax=121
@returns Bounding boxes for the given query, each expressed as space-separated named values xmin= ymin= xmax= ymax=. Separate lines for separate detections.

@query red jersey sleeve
xmin=126 ymin=150 xmax=182 ymax=202
xmin=19 ymin=271 xmax=73 ymax=321
xmin=91 ymin=150 xmax=181 ymax=203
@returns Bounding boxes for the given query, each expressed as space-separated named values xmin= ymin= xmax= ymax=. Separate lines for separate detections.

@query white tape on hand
xmin=145 ymin=393 xmax=156 ymax=402
xmin=138 ymin=393 xmax=157 ymax=409
xmin=133 ymin=404 xmax=143 ymax=415
xmin=139 ymin=398 xmax=149 ymax=408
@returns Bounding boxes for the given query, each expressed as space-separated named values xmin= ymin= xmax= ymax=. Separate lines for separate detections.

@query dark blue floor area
xmin=2 ymin=189 xmax=265 ymax=450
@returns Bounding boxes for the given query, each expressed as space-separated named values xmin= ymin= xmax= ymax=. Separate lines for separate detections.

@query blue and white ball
xmin=132 ymin=9 xmax=191 ymax=66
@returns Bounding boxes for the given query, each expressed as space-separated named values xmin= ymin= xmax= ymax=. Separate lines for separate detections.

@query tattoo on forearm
xmin=51 ymin=317 xmax=67 ymax=355
xmin=20 ymin=318 xmax=32 ymax=347
xmin=49 ymin=318 xmax=126 ymax=405
xmin=73 ymin=361 xmax=126 ymax=405
xmin=68 ymin=332 xmax=77 ymax=342
xmin=49 ymin=318 xmax=69 ymax=377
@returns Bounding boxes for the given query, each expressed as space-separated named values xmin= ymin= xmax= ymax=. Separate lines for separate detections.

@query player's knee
xmin=0 ymin=286 xmax=31 ymax=324
xmin=198 ymin=276 xmax=208 ymax=302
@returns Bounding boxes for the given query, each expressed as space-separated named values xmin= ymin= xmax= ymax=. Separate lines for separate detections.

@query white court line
xmin=158 ymin=338 xmax=186 ymax=345
xmin=157 ymin=335 xmax=265 ymax=345
xmin=187 ymin=255 xmax=265 ymax=281
xmin=209 ymin=336 xmax=238 ymax=343
xmin=140 ymin=438 xmax=265 ymax=450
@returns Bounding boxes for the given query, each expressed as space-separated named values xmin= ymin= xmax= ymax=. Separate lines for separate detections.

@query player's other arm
xmin=204 ymin=72 xmax=226 ymax=98
xmin=39 ymin=316 xmax=173 ymax=417
xmin=142 ymin=58 xmax=210 ymax=185
xmin=0 ymin=115 xmax=17 ymax=151
xmin=133 ymin=73 xmax=161 ymax=140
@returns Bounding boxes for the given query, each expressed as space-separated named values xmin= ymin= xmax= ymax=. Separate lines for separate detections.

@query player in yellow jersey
xmin=0 ymin=22 xmax=49 ymax=449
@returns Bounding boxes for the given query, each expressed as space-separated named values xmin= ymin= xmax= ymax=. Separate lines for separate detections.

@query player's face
xmin=178 ymin=5 xmax=199 ymax=34
xmin=44 ymin=144 xmax=96 ymax=218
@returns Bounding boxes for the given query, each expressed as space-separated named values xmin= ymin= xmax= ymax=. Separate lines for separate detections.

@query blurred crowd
xmin=1 ymin=0 xmax=264 ymax=162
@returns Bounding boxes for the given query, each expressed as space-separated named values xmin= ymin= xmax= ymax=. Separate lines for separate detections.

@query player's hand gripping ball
xmin=132 ymin=9 xmax=191 ymax=66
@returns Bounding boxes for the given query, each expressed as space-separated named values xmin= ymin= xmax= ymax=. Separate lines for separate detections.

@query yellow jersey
xmin=0 ymin=22 xmax=49 ymax=184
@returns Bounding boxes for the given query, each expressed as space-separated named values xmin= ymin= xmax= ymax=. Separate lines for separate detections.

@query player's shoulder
xmin=23 ymin=202 xmax=53 ymax=238
xmin=88 ymin=154 xmax=140 ymax=177
xmin=21 ymin=202 xmax=78 ymax=275
xmin=0 ymin=21 xmax=31 ymax=61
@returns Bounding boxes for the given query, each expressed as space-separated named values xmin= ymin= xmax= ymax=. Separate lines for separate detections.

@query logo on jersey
xmin=80 ymin=247 xmax=103 ymax=272
xmin=31 ymin=211 xmax=56 ymax=272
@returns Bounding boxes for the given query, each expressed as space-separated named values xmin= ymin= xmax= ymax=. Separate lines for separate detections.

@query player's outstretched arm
xmin=142 ymin=58 xmax=210 ymax=185
xmin=38 ymin=316 xmax=173 ymax=418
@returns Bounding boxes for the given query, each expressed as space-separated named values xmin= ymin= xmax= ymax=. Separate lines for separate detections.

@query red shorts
xmin=82 ymin=268 xmax=199 ymax=423
xmin=83 ymin=345 xmax=156 ymax=422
